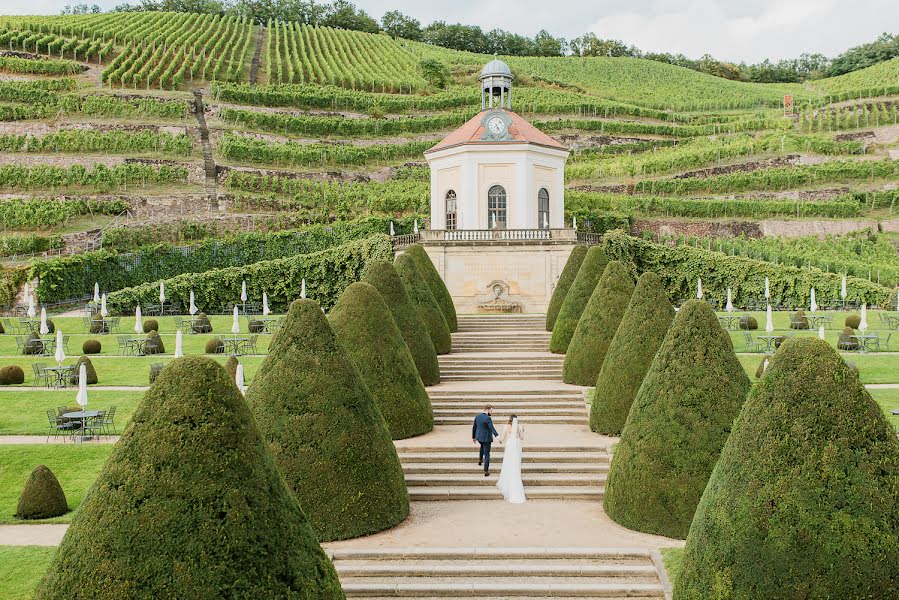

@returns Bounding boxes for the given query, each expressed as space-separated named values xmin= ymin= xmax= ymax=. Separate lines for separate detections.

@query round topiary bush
xmin=142 ymin=319 xmax=159 ymax=334
xmin=550 ymin=246 xmax=608 ymax=353
xmin=839 ymin=325 xmax=859 ymax=350
xmin=225 ymin=355 xmax=239 ymax=380
xmin=363 ymin=260 xmax=440 ymax=386
xmin=205 ymin=337 xmax=224 ymax=354
xmin=148 ymin=363 xmax=164 ymax=384
xmin=738 ymin=314 xmax=758 ymax=330
xmin=676 ymin=338 xmax=899 ymax=599
xmin=591 ymin=272 xmax=674 ymax=435
xmin=15 ymin=464 xmax=68 ymax=520
xmin=248 ymin=319 xmax=264 ymax=333
xmin=73 ymin=356 xmax=98 ymax=385
xmin=89 ymin=317 xmax=108 ymax=334
xmin=23 ymin=333 xmax=43 ymax=355
xmin=845 ymin=314 xmax=861 ymax=329
xmin=245 ymin=299 xmax=409 ymax=542
xmin=404 ymin=243 xmax=458 ymax=333
xmin=144 ymin=330 xmax=165 ymax=355
xmin=563 ymin=261 xmax=635 ymax=386
xmin=0 ymin=365 xmax=25 ymax=385
xmin=546 ymin=245 xmax=587 ymax=332
xmin=603 ymin=300 xmax=751 ymax=539
xmin=755 ymin=354 xmax=773 ymax=378
xmin=34 ymin=356 xmax=344 ymax=599
xmin=330 ymin=282 xmax=434 ymax=440
xmin=192 ymin=313 xmax=212 ymax=334
xmin=82 ymin=339 xmax=101 ymax=354
xmin=394 ymin=253 xmax=451 ymax=354
xmin=790 ymin=309 xmax=809 ymax=329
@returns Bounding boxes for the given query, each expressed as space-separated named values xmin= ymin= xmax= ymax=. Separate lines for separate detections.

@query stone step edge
xmin=339 ymin=582 xmax=664 ymax=597
xmin=396 ymin=446 xmax=606 ymax=452
xmin=328 ymin=547 xmax=653 ymax=560
xmin=335 ymin=564 xmax=656 ymax=576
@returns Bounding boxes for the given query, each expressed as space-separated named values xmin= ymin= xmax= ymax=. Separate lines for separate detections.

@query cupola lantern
xmin=479 ymin=56 xmax=513 ymax=110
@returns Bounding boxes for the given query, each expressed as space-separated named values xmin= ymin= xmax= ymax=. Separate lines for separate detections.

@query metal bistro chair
xmin=32 ymin=363 xmax=50 ymax=387
xmin=240 ymin=335 xmax=259 ymax=355
xmin=743 ymin=332 xmax=763 ymax=353
xmin=2 ymin=318 xmax=16 ymax=334
xmin=871 ymin=332 xmax=891 ymax=352
xmin=82 ymin=316 xmax=93 ymax=333
xmin=98 ymin=406 xmax=117 ymax=437
xmin=15 ymin=336 xmax=26 ymax=354
xmin=46 ymin=409 xmax=77 ymax=442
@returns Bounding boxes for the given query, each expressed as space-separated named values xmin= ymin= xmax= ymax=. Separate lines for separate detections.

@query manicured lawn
xmin=736 ymin=353 xmax=898 ymax=384
xmin=869 ymin=388 xmax=899 ymax=423
xmin=661 ymin=546 xmax=684 ymax=588
xmin=0 ymin=390 xmax=144 ymax=435
xmin=0 ymin=546 xmax=54 ymax=600
xmin=0 ymin=445 xmax=113 ymax=523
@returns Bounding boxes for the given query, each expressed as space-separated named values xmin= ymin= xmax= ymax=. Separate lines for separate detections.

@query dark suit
xmin=472 ymin=413 xmax=500 ymax=474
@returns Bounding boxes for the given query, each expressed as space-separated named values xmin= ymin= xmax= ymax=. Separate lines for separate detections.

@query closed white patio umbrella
xmin=696 ymin=278 xmax=703 ymax=300
xmin=174 ymin=329 xmax=183 ymax=358
xmin=93 ymin=282 xmax=100 ymax=305
xmin=859 ymin=304 xmax=867 ymax=332
xmin=235 ymin=363 xmax=244 ymax=392
xmin=764 ymin=276 xmax=770 ymax=300
xmin=39 ymin=307 xmax=49 ymax=335
xmin=413 ymin=219 xmax=419 ymax=235
xmin=766 ymin=304 xmax=774 ymax=333
xmin=231 ymin=306 xmax=240 ymax=334
xmin=189 ymin=290 xmax=197 ymax=315
xmin=389 ymin=221 xmax=395 ymax=236
xmin=240 ymin=280 xmax=248 ymax=303
xmin=76 ymin=363 xmax=88 ymax=409
xmin=134 ymin=305 xmax=143 ymax=335
xmin=301 ymin=278 xmax=306 ymax=299
xmin=27 ymin=292 xmax=36 ymax=318
xmin=100 ymin=294 xmax=108 ymax=318
xmin=819 ymin=326 xmax=826 ymax=340
xmin=725 ymin=288 xmax=733 ymax=313
xmin=262 ymin=291 xmax=269 ymax=316
xmin=23 ymin=282 xmax=30 ymax=305
xmin=841 ymin=275 xmax=847 ymax=300
xmin=159 ymin=281 xmax=166 ymax=306
xmin=810 ymin=288 xmax=817 ymax=313
xmin=54 ymin=329 xmax=65 ymax=366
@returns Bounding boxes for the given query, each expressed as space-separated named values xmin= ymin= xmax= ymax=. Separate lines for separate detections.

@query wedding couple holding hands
xmin=472 ymin=405 xmax=526 ymax=504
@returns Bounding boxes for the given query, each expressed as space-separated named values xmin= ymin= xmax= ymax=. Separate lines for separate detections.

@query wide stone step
xmin=428 ymin=390 xmax=582 ymax=398
xmin=404 ymin=473 xmax=606 ymax=487
xmin=396 ymin=445 xmax=605 ymax=454
xmin=402 ymin=462 xmax=609 ymax=474
xmin=433 ymin=407 xmax=584 ymax=416
xmin=430 ymin=401 xmax=582 ymax=408
xmin=397 ymin=451 xmax=609 ymax=464
xmin=407 ymin=486 xmax=604 ymax=500
xmin=441 ymin=375 xmax=564 ymax=381
xmin=335 ymin=562 xmax=655 ymax=578
xmin=435 ymin=416 xmax=587 ymax=425
xmin=439 ymin=370 xmax=563 ymax=378
xmin=428 ymin=397 xmax=583 ymax=404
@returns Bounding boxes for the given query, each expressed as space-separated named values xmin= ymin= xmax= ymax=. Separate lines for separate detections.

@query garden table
xmin=885 ymin=314 xmax=899 ymax=330
xmin=90 ymin=318 xmax=116 ymax=334
xmin=19 ymin=319 xmax=40 ymax=334
xmin=850 ymin=334 xmax=878 ymax=353
xmin=61 ymin=410 xmax=103 ymax=442
xmin=180 ymin=317 xmax=202 ymax=333
xmin=717 ymin=315 xmax=741 ymax=330
xmin=45 ymin=366 xmax=76 ymax=389
xmin=38 ymin=338 xmax=58 ymax=356
xmin=126 ymin=337 xmax=150 ymax=356
xmin=256 ymin=317 xmax=281 ymax=333
xmin=222 ymin=337 xmax=249 ymax=356
xmin=756 ymin=334 xmax=785 ymax=352
xmin=806 ymin=314 xmax=829 ymax=329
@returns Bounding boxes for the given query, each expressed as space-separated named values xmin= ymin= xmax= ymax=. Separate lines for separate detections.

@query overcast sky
xmin=7 ymin=0 xmax=898 ymax=63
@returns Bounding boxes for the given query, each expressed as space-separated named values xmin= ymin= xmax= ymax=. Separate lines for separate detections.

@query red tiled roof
xmin=426 ymin=110 xmax=567 ymax=153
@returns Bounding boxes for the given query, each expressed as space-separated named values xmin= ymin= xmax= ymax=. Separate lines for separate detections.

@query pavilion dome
xmin=479 ymin=59 xmax=513 ymax=80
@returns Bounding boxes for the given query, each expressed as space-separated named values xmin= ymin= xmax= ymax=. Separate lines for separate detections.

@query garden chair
xmin=743 ymin=332 xmax=762 ymax=353
xmin=82 ymin=316 xmax=92 ymax=333
xmin=46 ymin=409 xmax=77 ymax=442
xmin=15 ymin=336 xmax=25 ymax=354
xmin=2 ymin=318 xmax=17 ymax=334
xmin=32 ymin=363 xmax=49 ymax=387
xmin=871 ymin=333 xmax=891 ymax=352
xmin=98 ymin=406 xmax=117 ymax=437
xmin=62 ymin=335 xmax=71 ymax=353
xmin=241 ymin=335 xmax=259 ymax=355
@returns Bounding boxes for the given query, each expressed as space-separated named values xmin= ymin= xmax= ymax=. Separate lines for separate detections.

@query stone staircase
xmin=429 ymin=389 xmax=586 ymax=425
xmin=331 ymin=547 xmax=666 ymax=599
xmin=399 ymin=444 xmax=607 ymax=500
xmin=457 ymin=314 xmax=547 ymax=331
xmin=438 ymin=355 xmax=564 ymax=381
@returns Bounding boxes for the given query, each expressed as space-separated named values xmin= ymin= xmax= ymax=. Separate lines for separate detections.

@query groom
xmin=472 ymin=405 xmax=500 ymax=477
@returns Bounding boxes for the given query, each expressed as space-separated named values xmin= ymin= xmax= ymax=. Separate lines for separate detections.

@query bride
xmin=496 ymin=415 xmax=526 ymax=504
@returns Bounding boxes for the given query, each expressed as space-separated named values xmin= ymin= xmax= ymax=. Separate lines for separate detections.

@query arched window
xmin=444 ymin=190 xmax=457 ymax=230
xmin=537 ymin=188 xmax=550 ymax=229
xmin=487 ymin=185 xmax=507 ymax=230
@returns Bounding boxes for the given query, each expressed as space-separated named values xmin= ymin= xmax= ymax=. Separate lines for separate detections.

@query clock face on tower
xmin=480 ymin=109 xmax=513 ymax=141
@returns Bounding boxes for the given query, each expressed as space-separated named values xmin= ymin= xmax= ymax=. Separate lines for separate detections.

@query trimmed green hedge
xmin=107 ymin=235 xmax=392 ymax=314
xmin=550 ymin=246 xmax=608 ymax=353
xmin=404 ymin=244 xmax=458 ymax=333
xmin=602 ymin=230 xmax=895 ymax=308
xmin=363 ymin=260 xmax=440 ymax=386
xmin=677 ymin=339 xmax=899 ymax=599
xmin=563 ymin=261 xmax=634 ymax=385
xmin=32 ymin=217 xmax=396 ymax=304
xmin=395 ymin=253 xmax=451 ymax=355
xmin=246 ymin=299 xmax=409 ymax=542
xmin=591 ymin=272 xmax=674 ymax=435
xmin=604 ymin=300 xmax=750 ymax=539
xmin=330 ymin=282 xmax=433 ymax=439
xmin=546 ymin=245 xmax=587 ymax=332
xmin=35 ymin=356 xmax=344 ymax=599
xmin=15 ymin=465 xmax=68 ymax=520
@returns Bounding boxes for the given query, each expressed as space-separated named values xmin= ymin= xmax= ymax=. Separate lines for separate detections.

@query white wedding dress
xmin=495 ymin=418 xmax=526 ymax=504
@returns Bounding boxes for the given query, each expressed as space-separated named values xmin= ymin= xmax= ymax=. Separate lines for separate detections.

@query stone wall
xmin=631 ymin=218 xmax=899 ymax=239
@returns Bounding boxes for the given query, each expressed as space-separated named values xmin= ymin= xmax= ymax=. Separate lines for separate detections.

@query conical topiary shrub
xmin=330 ymin=282 xmax=433 ymax=440
xmin=590 ymin=272 xmax=674 ymax=435
xmin=563 ymin=261 xmax=634 ymax=385
xmin=15 ymin=465 xmax=68 ymax=520
xmin=550 ymin=246 xmax=608 ymax=353
xmin=35 ymin=356 xmax=344 ymax=599
xmin=395 ymin=253 xmax=451 ymax=354
xmin=404 ymin=243 xmax=458 ymax=333
xmin=246 ymin=299 xmax=409 ymax=542
xmin=364 ymin=260 xmax=440 ymax=385
xmin=603 ymin=300 xmax=750 ymax=539
xmin=676 ymin=338 xmax=899 ymax=599
xmin=546 ymin=245 xmax=587 ymax=332
xmin=73 ymin=356 xmax=98 ymax=385
xmin=225 ymin=355 xmax=239 ymax=380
